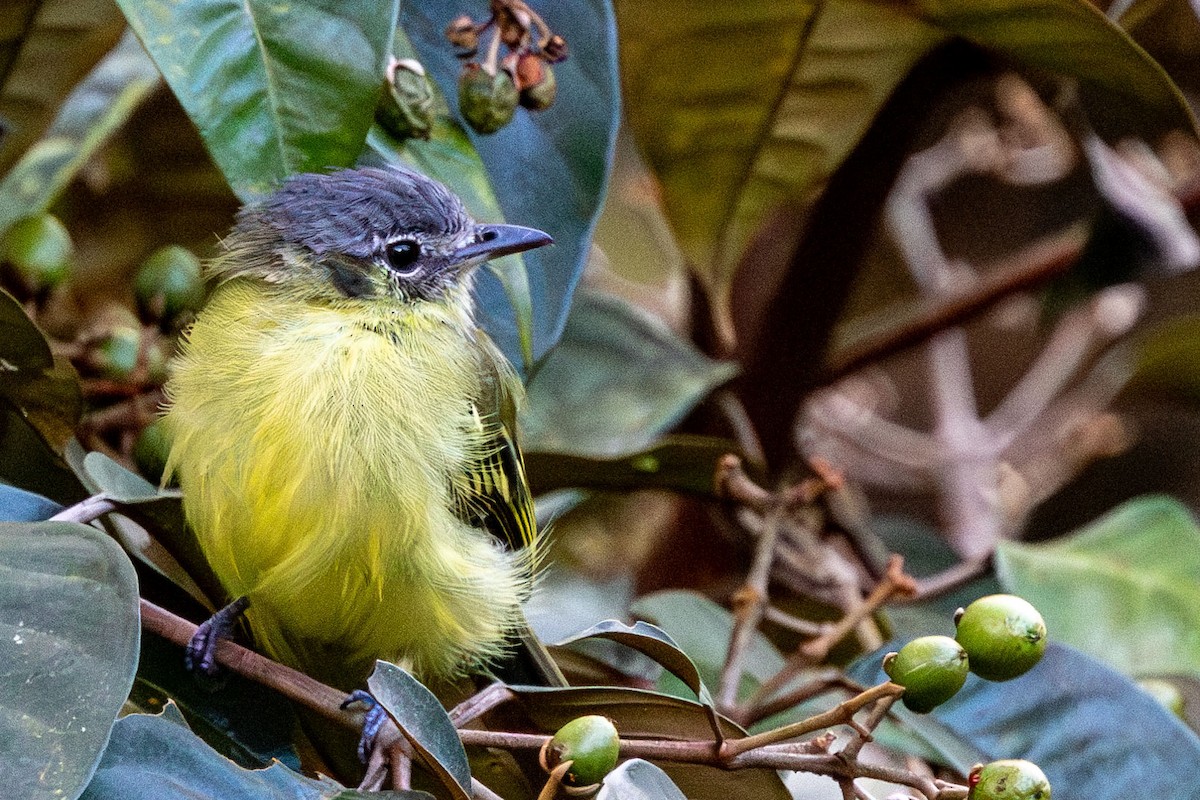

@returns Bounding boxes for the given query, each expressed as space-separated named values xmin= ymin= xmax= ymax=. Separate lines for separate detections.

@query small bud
xmin=542 ymin=34 xmax=569 ymax=63
xmin=445 ymin=14 xmax=479 ymax=52
xmin=458 ymin=63 xmax=518 ymax=135
xmin=375 ymin=57 xmax=435 ymax=141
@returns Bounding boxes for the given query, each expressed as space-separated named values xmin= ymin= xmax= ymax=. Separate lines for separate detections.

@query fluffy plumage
xmin=163 ymin=167 xmax=549 ymax=690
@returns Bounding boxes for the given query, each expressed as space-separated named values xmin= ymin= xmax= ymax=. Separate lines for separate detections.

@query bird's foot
xmin=341 ymin=689 xmax=390 ymax=764
xmin=185 ymin=596 xmax=250 ymax=675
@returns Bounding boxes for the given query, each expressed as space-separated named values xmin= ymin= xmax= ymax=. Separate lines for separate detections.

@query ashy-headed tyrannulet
xmin=163 ymin=166 xmax=558 ymax=694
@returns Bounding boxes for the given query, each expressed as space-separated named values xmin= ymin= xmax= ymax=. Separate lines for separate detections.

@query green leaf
xmin=616 ymin=0 xmax=1194 ymax=315
xmin=522 ymin=293 xmax=735 ymax=456
xmin=996 ymin=495 xmax=1200 ymax=678
xmin=117 ymin=0 xmax=398 ymax=200
xmin=0 ymin=30 xmax=159 ymax=235
xmin=1134 ymin=313 xmax=1200 ymax=401
xmin=367 ymin=660 xmax=472 ymax=800
xmin=526 ymin=435 xmax=741 ymax=496
xmin=81 ymin=704 xmax=416 ymax=799
xmin=597 ymin=759 xmax=687 ymax=800
xmin=0 ymin=0 xmax=126 ymax=175
xmin=403 ymin=0 xmax=620 ymax=363
xmin=0 ymin=520 xmax=140 ymax=800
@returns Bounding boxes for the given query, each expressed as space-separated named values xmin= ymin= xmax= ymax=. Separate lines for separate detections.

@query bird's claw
xmin=185 ymin=596 xmax=250 ymax=675
xmin=341 ymin=689 xmax=389 ymax=763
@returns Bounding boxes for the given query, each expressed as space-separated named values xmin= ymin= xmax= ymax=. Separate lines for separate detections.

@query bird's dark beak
xmin=452 ymin=224 xmax=553 ymax=269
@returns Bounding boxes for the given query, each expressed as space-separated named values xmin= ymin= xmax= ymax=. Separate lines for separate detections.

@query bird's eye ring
xmin=385 ymin=240 xmax=421 ymax=274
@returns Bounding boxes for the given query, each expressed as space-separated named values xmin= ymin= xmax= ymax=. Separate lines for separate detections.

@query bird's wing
xmin=450 ymin=334 xmax=537 ymax=553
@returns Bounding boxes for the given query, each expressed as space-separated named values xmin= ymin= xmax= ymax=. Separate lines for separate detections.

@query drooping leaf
xmin=0 ymin=520 xmax=140 ymax=800
xmin=996 ymin=495 xmax=1200 ymax=679
xmin=367 ymin=660 xmax=472 ymax=800
xmin=0 ymin=0 xmax=126 ymax=174
xmin=850 ymin=641 xmax=1200 ymax=800
xmin=117 ymin=0 xmax=399 ymax=200
xmin=512 ymin=684 xmax=791 ymax=800
xmin=522 ymin=292 xmax=736 ymax=456
xmin=0 ymin=30 xmax=159 ymax=234
xmin=596 ymin=759 xmax=687 ymax=800
xmin=616 ymin=0 xmax=1195 ymax=321
xmin=403 ymin=0 xmax=621 ymax=362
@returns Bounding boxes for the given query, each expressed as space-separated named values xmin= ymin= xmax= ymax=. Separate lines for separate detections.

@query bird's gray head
xmin=214 ymin=166 xmax=551 ymax=303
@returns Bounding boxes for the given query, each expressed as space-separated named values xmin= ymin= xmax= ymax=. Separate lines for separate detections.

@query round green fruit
xmin=458 ymin=63 xmax=518 ymax=134
xmin=545 ymin=715 xmax=619 ymax=787
xmin=92 ymin=326 xmax=142 ymax=380
xmin=134 ymin=245 xmax=205 ymax=325
xmin=955 ymin=595 xmax=1047 ymax=682
xmin=968 ymin=759 xmax=1051 ymax=800
xmin=883 ymin=635 xmax=969 ymax=714
xmin=3 ymin=213 xmax=73 ymax=290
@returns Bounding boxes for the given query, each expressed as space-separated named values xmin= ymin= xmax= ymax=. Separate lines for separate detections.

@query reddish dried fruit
xmin=458 ymin=63 xmax=518 ymax=134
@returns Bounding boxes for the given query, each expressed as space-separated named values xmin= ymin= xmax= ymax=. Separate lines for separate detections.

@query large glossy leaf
xmin=596 ymin=759 xmax=687 ymax=800
xmin=616 ymin=0 xmax=1195 ymax=318
xmin=117 ymin=0 xmax=398 ymax=199
xmin=0 ymin=0 xmax=126 ymax=174
xmin=0 ymin=29 xmax=159 ymax=234
xmin=996 ymin=495 xmax=1200 ymax=679
xmin=80 ymin=705 xmax=430 ymax=799
xmin=0 ymin=520 xmax=140 ymax=800
xmin=403 ymin=0 xmax=620 ymax=362
xmin=522 ymin=292 xmax=735 ymax=456
xmin=0 ymin=482 xmax=60 ymax=521
xmin=850 ymin=642 xmax=1200 ymax=800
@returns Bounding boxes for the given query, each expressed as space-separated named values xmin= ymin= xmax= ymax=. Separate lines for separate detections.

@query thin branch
xmin=50 ymin=495 xmax=119 ymax=524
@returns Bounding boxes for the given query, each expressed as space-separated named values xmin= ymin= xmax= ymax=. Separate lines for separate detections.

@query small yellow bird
xmin=163 ymin=166 xmax=557 ymax=694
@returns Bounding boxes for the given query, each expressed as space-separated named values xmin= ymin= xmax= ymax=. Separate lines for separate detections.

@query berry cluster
xmin=446 ymin=0 xmax=568 ymax=134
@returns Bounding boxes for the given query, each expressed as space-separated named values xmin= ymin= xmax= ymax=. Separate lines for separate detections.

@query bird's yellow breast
xmin=164 ymin=280 xmax=527 ymax=685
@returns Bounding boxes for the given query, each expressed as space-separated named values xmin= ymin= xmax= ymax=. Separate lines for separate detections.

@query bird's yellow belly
xmin=164 ymin=282 xmax=526 ymax=685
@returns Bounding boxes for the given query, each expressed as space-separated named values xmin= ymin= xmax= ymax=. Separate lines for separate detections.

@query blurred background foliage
xmin=7 ymin=0 xmax=1200 ymax=798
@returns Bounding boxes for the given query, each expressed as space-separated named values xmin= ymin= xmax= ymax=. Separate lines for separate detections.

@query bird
xmin=161 ymin=165 xmax=561 ymax=698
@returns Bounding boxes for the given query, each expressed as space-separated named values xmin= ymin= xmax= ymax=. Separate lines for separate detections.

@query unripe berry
xmin=134 ymin=245 xmax=204 ymax=327
xmin=968 ymin=759 xmax=1051 ymax=800
xmin=883 ymin=635 xmax=969 ymax=714
xmin=544 ymin=715 xmax=619 ymax=787
xmin=955 ymin=595 xmax=1047 ymax=682
xmin=458 ymin=63 xmax=518 ymax=134
xmin=3 ymin=213 xmax=73 ymax=290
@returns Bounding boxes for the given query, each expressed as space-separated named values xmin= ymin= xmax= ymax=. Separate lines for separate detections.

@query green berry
xmin=955 ymin=595 xmax=1047 ymax=682
xmin=3 ymin=213 xmax=73 ymax=290
xmin=134 ymin=418 xmax=174 ymax=485
xmin=134 ymin=245 xmax=204 ymax=326
xmin=458 ymin=63 xmax=518 ymax=134
xmin=545 ymin=715 xmax=619 ymax=787
xmin=883 ymin=635 xmax=969 ymax=714
xmin=375 ymin=58 xmax=434 ymax=141
xmin=92 ymin=326 xmax=142 ymax=380
xmin=968 ymin=759 xmax=1051 ymax=800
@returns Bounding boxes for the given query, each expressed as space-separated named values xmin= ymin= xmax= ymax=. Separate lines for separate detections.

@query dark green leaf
xmin=117 ymin=0 xmax=398 ymax=199
xmin=996 ymin=495 xmax=1200 ymax=679
xmin=80 ymin=704 xmax=389 ymax=799
xmin=526 ymin=435 xmax=741 ymax=496
xmin=367 ymin=660 xmax=472 ymax=800
xmin=522 ymin=293 xmax=735 ymax=455
xmin=0 ymin=0 xmax=126 ymax=174
xmin=0 ymin=520 xmax=140 ymax=800
xmin=0 ymin=285 xmax=50 ymax=371
xmin=597 ymin=759 xmax=687 ymax=800
xmin=0 ymin=30 xmax=159 ymax=234
xmin=403 ymin=0 xmax=620 ymax=362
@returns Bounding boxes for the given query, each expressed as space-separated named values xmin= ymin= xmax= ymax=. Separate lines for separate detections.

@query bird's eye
xmin=385 ymin=240 xmax=421 ymax=274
